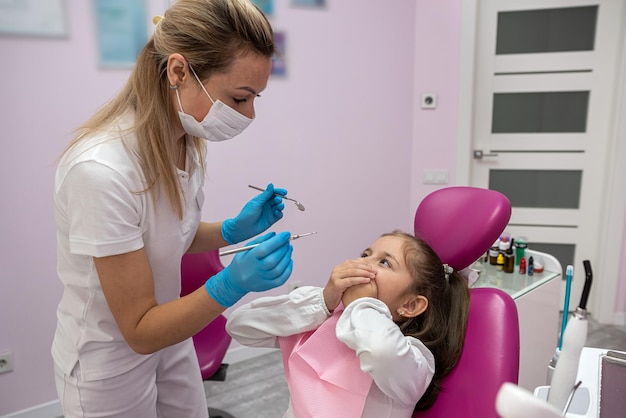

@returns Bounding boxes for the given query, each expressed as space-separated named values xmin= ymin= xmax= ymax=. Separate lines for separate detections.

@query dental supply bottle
xmin=514 ymin=236 xmax=527 ymax=266
xmin=519 ymin=257 xmax=526 ymax=274
xmin=528 ymin=256 xmax=534 ymax=276
xmin=504 ymin=244 xmax=515 ymax=273
xmin=488 ymin=239 xmax=500 ymax=265
xmin=496 ymin=253 xmax=505 ymax=271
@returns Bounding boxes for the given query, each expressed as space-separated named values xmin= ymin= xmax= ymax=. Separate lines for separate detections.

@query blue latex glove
xmin=205 ymin=231 xmax=294 ymax=307
xmin=221 ymin=183 xmax=287 ymax=245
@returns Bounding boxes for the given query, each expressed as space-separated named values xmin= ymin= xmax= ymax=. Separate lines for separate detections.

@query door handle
xmin=473 ymin=150 xmax=499 ymax=159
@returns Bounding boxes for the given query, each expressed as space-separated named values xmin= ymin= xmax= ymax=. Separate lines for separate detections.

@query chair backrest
xmin=414 ymin=287 xmax=520 ymax=418
xmin=180 ymin=250 xmax=226 ymax=297
xmin=412 ymin=186 xmax=519 ymax=418
xmin=414 ymin=186 xmax=511 ymax=271
xmin=180 ymin=250 xmax=232 ymax=380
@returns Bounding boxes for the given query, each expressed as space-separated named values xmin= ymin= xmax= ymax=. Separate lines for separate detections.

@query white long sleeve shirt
xmin=226 ymin=286 xmax=435 ymax=418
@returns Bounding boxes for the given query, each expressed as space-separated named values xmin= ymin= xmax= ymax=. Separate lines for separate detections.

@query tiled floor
xmin=204 ymin=350 xmax=288 ymax=418
xmin=586 ymin=315 xmax=626 ymax=351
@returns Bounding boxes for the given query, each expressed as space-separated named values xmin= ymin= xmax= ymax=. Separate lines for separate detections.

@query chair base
xmin=208 ymin=407 xmax=235 ymax=418
xmin=206 ymin=363 xmax=229 ymax=382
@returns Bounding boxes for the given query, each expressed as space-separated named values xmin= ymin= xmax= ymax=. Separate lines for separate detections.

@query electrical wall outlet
xmin=0 ymin=352 xmax=14 ymax=374
xmin=421 ymin=93 xmax=438 ymax=109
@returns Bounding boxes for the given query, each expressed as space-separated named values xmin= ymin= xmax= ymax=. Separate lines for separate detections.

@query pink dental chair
xmin=180 ymin=250 xmax=235 ymax=418
xmin=413 ymin=186 xmax=519 ymax=418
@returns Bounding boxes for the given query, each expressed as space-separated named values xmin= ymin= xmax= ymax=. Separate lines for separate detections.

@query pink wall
xmin=1 ymin=0 xmax=624 ymax=415
xmin=0 ymin=0 xmax=416 ymax=413
xmin=410 ymin=0 xmax=463 ymax=210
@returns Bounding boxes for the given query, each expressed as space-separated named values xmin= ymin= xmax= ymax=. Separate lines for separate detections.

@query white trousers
xmin=54 ymin=339 xmax=209 ymax=418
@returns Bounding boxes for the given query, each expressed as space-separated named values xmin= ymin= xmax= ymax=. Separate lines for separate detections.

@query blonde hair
xmin=63 ymin=0 xmax=274 ymax=218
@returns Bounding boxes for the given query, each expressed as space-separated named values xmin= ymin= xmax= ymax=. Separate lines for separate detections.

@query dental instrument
xmin=559 ymin=265 xmax=574 ymax=350
xmin=547 ymin=260 xmax=593 ymax=411
xmin=561 ymin=380 xmax=582 ymax=416
xmin=248 ymin=184 xmax=306 ymax=211
xmin=219 ymin=232 xmax=317 ymax=256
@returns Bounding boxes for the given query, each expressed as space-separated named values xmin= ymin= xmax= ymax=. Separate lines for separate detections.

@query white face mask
xmin=174 ymin=66 xmax=253 ymax=142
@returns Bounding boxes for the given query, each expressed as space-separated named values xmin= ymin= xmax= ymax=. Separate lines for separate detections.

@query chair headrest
xmin=414 ymin=187 xmax=511 ymax=271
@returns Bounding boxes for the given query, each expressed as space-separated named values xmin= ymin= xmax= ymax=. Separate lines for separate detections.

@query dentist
xmin=52 ymin=1 xmax=291 ymax=416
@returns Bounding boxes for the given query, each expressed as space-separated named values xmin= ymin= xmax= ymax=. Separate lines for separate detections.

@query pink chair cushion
xmin=180 ymin=250 xmax=225 ymax=297
xmin=414 ymin=186 xmax=511 ymax=271
xmin=414 ymin=288 xmax=520 ymax=418
xmin=180 ymin=250 xmax=232 ymax=380
xmin=412 ymin=187 xmax=518 ymax=417
xmin=192 ymin=314 xmax=232 ymax=379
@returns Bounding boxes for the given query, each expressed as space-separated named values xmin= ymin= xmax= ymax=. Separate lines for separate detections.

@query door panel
xmin=495 ymin=5 xmax=598 ymax=54
xmin=489 ymin=169 xmax=582 ymax=209
xmin=470 ymin=0 xmax=624 ymax=313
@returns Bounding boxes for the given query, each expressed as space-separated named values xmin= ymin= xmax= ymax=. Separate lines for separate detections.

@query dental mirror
xmin=248 ymin=184 xmax=305 ymax=211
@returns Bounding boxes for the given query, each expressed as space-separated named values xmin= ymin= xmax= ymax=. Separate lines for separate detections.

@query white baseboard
xmin=1 ymin=347 xmax=276 ymax=418
xmin=1 ymin=400 xmax=62 ymax=418
xmin=614 ymin=311 xmax=626 ymax=326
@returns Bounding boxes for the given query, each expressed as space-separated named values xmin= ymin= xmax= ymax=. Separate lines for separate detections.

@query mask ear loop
xmin=188 ymin=64 xmax=216 ymax=104
xmin=170 ymin=84 xmax=186 ymax=113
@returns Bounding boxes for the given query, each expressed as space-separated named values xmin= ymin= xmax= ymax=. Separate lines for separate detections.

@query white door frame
xmin=456 ymin=0 xmax=626 ymax=325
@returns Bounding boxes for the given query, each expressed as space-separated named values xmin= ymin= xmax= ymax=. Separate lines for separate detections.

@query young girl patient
xmin=226 ymin=230 xmax=470 ymax=418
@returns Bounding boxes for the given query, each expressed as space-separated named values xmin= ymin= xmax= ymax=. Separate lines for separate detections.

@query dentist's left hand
xmin=221 ymin=183 xmax=287 ymax=244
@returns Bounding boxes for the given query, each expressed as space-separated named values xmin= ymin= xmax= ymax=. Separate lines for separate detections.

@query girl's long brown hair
xmin=61 ymin=0 xmax=274 ymax=218
xmin=382 ymin=231 xmax=470 ymax=411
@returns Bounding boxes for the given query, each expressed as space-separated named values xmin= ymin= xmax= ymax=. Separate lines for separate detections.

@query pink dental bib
xmin=279 ymin=309 xmax=373 ymax=418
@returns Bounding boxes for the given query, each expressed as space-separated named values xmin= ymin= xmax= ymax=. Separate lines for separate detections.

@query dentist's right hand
xmin=205 ymin=231 xmax=293 ymax=307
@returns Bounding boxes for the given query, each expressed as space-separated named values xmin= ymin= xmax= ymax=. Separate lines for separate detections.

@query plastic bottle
xmin=496 ymin=253 xmax=505 ymax=271
xmin=519 ymin=257 xmax=526 ymax=274
xmin=514 ymin=236 xmax=527 ymax=266
xmin=528 ymin=256 xmax=534 ymax=276
xmin=498 ymin=238 xmax=509 ymax=255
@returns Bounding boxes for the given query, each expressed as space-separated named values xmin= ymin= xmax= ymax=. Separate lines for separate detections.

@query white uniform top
xmin=52 ymin=113 xmax=205 ymax=381
xmin=226 ymin=286 xmax=436 ymax=418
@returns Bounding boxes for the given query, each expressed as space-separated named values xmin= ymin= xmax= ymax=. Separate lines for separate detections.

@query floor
xmin=53 ymin=316 xmax=626 ymax=418
xmin=204 ymin=350 xmax=288 ymax=418
xmin=203 ymin=315 xmax=626 ymax=418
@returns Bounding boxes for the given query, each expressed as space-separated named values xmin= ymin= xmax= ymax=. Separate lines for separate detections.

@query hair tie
xmin=443 ymin=266 xmax=479 ymax=287
xmin=152 ymin=15 xmax=164 ymax=25
xmin=443 ymin=264 xmax=454 ymax=281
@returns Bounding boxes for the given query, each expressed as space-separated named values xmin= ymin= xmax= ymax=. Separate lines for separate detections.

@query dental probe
xmin=219 ymin=232 xmax=317 ymax=256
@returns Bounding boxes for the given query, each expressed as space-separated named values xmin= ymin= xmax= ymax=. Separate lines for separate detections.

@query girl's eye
xmin=380 ymin=258 xmax=391 ymax=268
xmin=360 ymin=252 xmax=368 ymax=258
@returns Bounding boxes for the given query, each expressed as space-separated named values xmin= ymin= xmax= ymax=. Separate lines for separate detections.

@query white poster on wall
xmin=0 ymin=0 xmax=68 ymax=37
xmin=94 ymin=0 xmax=147 ymax=68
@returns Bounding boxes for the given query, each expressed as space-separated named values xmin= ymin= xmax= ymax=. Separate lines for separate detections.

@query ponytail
xmin=381 ymin=231 xmax=470 ymax=411
xmin=412 ymin=270 xmax=469 ymax=410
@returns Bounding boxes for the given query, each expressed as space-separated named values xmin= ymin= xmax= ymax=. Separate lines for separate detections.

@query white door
xmin=468 ymin=0 xmax=625 ymax=316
